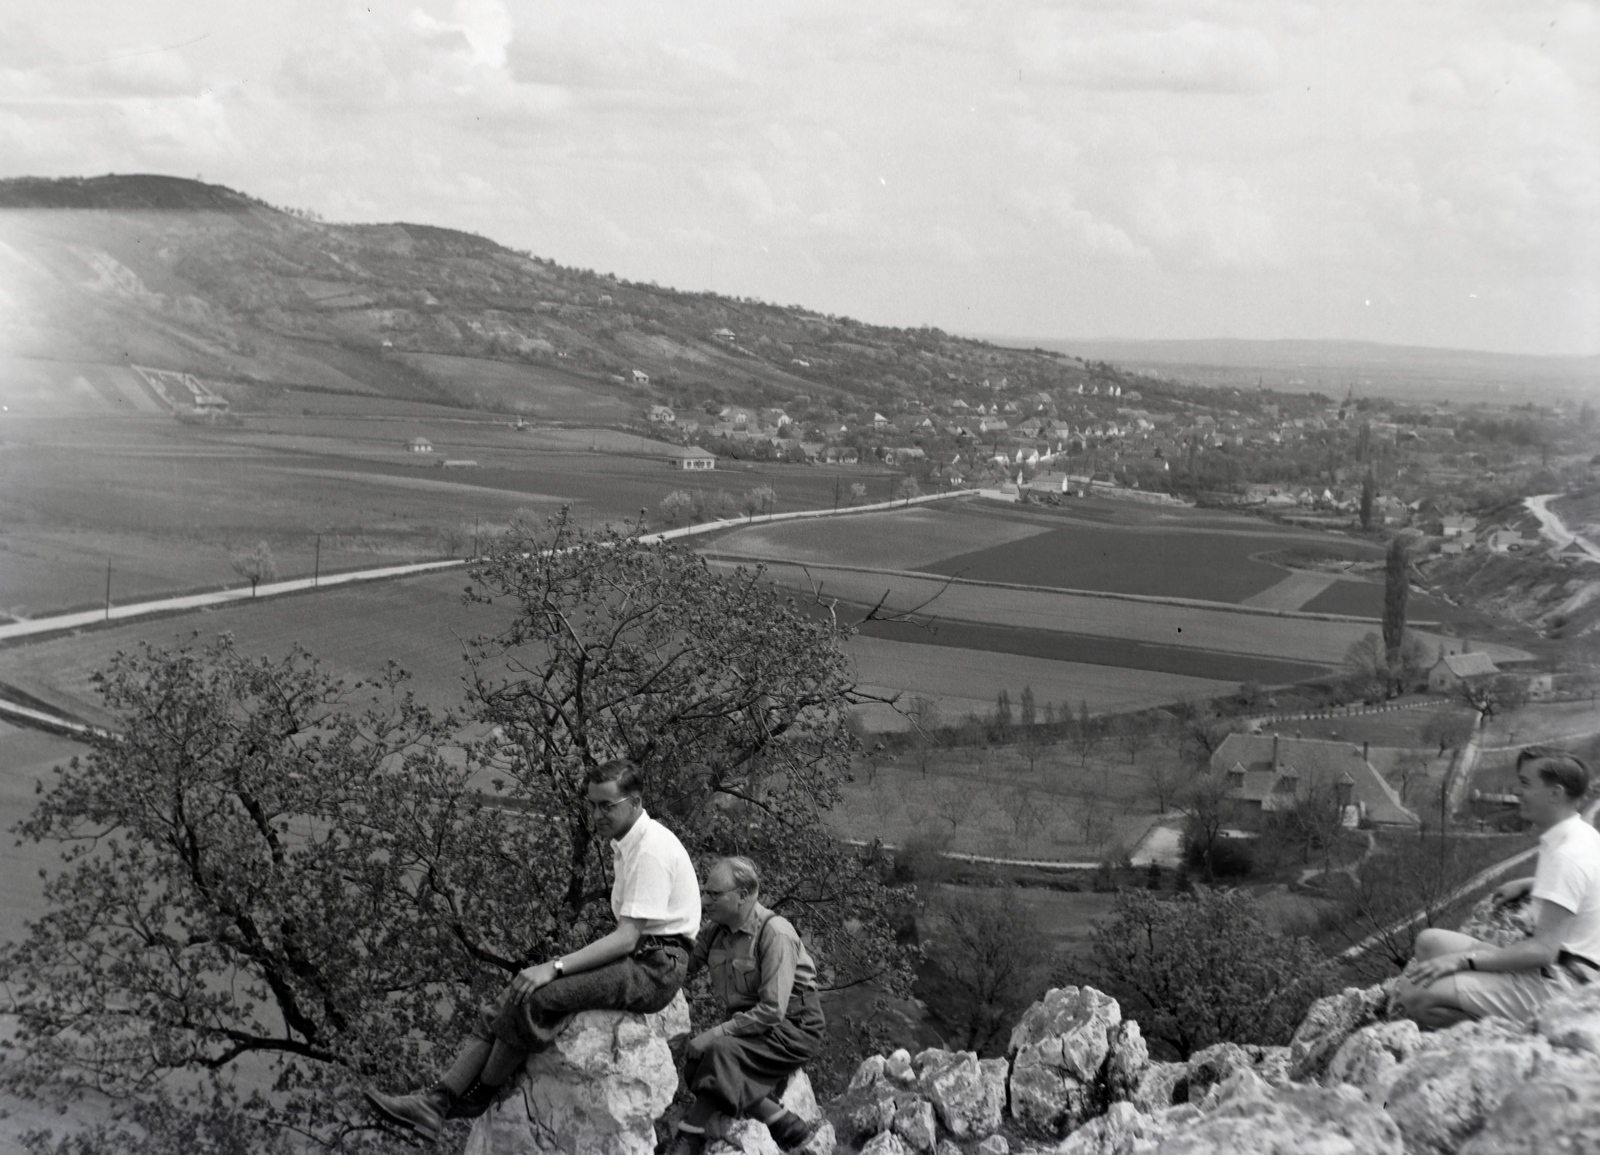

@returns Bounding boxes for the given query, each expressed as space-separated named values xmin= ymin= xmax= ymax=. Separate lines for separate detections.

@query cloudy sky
xmin=3 ymin=0 xmax=1597 ymax=355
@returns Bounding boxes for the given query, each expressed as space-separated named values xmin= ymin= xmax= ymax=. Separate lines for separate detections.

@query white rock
xmin=464 ymin=993 xmax=689 ymax=1155
xmin=975 ymin=1135 xmax=1009 ymax=1155
xmin=1382 ymin=1017 xmax=1552 ymax=1155
xmin=850 ymin=1054 xmax=888 ymax=1092
xmin=1535 ymin=983 xmax=1600 ymax=1058
xmin=892 ymin=1099 xmax=937 ymax=1153
xmin=917 ymin=1050 xmax=1006 ymax=1139
xmin=1285 ymin=985 xmax=1388 ymax=1082
xmin=886 ymin=1048 xmax=916 ymax=1084
xmin=860 ymin=1131 xmax=910 ymax=1155
xmin=1007 ymin=986 xmax=1121 ymax=1138
xmin=1323 ymin=1020 xmax=1424 ymax=1102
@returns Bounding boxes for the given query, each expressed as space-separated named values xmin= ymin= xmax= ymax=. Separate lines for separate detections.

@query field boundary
xmin=698 ymin=555 xmax=1425 ymax=627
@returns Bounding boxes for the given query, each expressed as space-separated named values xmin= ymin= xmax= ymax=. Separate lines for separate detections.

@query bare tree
xmin=1177 ymin=770 xmax=1235 ymax=883
xmin=934 ymin=776 xmax=981 ymax=835
xmin=1117 ymin=714 xmax=1151 ymax=763
xmin=1067 ymin=700 xmax=1102 ymax=766
xmin=1143 ymin=755 xmax=1182 ymax=814
xmin=905 ymin=696 xmax=941 ymax=778
xmin=1004 ymin=785 xmax=1045 ymax=852
xmin=1077 ymin=798 xmax=1117 ymax=855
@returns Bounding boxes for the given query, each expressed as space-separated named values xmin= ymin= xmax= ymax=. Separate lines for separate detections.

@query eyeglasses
xmin=586 ymin=795 xmax=637 ymax=815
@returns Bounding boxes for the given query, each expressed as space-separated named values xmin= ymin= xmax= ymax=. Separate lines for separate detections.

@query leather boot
xmin=363 ymin=1086 xmax=451 ymax=1140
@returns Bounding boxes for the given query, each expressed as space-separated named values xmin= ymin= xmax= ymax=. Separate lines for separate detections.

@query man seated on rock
xmin=1400 ymin=746 xmax=1599 ymax=1029
xmin=666 ymin=856 xmax=826 ymax=1155
xmin=365 ymin=758 xmax=700 ymax=1140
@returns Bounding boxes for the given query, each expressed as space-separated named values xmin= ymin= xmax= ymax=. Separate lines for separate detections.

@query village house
xmin=630 ymin=369 xmax=650 ymax=386
xmin=647 ymin=405 xmax=675 ymax=424
xmin=1428 ymin=651 xmax=1500 ymax=693
xmin=664 ymin=446 xmax=716 ymax=471
xmin=1211 ymin=733 xmax=1419 ymax=829
xmin=407 ymin=437 xmax=434 ymax=453
xmin=1439 ymin=515 xmax=1477 ymax=538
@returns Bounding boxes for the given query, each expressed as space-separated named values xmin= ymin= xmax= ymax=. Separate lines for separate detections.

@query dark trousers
xmin=480 ymin=942 xmax=688 ymax=1052
xmin=685 ymin=990 xmax=826 ymax=1115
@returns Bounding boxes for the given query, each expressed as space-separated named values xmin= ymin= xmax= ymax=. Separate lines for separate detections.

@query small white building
xmin=1428 ymin=651 xmax=1499 ymax=693
xmin=666 ymin=446 xmax=716 ymax=471
xmin=408 ymin=437 xmax=434 ymax=453
xmin=648 ymin=405 xmax=675 ymax=424
xmin=631 ymin=369 xmax=651 ymax=386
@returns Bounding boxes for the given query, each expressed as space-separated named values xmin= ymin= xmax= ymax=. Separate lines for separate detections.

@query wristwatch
xmin=553 ymin=959 xmax=565 ymax=977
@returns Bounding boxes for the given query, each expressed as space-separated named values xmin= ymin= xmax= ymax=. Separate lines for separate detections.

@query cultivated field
xmin=848 ymin=637 xmax=1234 ymax=729
xmin=718 ymin=560 xmax=1530 ymax=668
xmin=713 ymin=504 xmax=1052 ymax=572
xmin=0 ymin=723 xmax=81 ymax=944
xmin=0 ymin=410 xmax=897 ymax=616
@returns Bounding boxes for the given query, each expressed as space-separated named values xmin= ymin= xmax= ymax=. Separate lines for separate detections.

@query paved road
xmin=1526 ymin=493 xmax=1600 ymax=562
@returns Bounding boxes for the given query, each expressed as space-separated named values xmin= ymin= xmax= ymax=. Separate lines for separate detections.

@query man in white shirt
xmin=366 ymin=758 xmax=701 ymax=1139
xmin=1401 ymin=746 xmax=1599 ymax=1029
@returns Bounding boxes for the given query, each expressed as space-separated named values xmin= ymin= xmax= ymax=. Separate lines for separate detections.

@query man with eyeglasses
xmin=365 ymin=758 xmax=700 ymax=1140
xmin=1400 ymin=746 xmax=1600 ymax=1028
xmin=665 ymin=855 xmax=825 ymax=1155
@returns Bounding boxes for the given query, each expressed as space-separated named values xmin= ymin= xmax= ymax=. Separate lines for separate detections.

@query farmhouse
xmin=665 ymin=446 xmax=716 ymax=471
xmin=647 ymin=405 xmax=675 ymax=424
xmin=1428 ymin=651 xmax=1499 ymax=692
xmin=407 ymin=437 xmax=434 ymax=453
xmin=1211 ymin=733 xmax=1419 ymax=828
xmin=630 ymin=369 xmax=650 ymax=386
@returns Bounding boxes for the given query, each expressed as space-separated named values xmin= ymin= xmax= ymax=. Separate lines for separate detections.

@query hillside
xmin=0 ymin=174 xmax=1147 ymax=422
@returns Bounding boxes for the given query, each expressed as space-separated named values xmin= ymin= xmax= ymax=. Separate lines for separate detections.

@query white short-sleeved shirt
xmin=1533 ymin=813 xmax=1600 ymax=962
xmin=611 ymin=810 xmax=701 ymax=939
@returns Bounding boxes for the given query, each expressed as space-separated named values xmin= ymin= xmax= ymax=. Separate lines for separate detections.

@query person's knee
xmin=1413 ymin=928 xmax=1453 ymax=961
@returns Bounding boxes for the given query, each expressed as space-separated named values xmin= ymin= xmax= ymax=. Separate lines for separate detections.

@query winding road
xmin=1526 ymin=493 xmax=1600 ymax=563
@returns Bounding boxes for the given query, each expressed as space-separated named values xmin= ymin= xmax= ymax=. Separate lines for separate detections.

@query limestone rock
xmin=1194 ymin=1067 xmax=1270 ymax=1112
xmin=1323 ymin=1020 xmax=1424 ymax=1101
xmin=1105 ymin=1020 xmax=1150 ymax=1103
xmin=778 ymin=1070 xmax=823 ymax=1123
xmin=861 ymin=1131 xmax=911 ymax=1155
xmin=1456 ymin=892 xmax=1537 ymax=947
xmin=1147 ymin=1082 xmax=1401 ymax=1155
xmin=464 ymin=993 xmax=689 ymax=1155
xmin=1007 ymin=986 xmax=1122 ymax=1138
xmin=892 ymin=1099 xmax=937 ymax=1153
xmin=1056 ymin=1101 xmax=1169 ymax=1155
xmin=707 ymin=1119 xmax=782 ymax=1155
xmin=934 ymin=1140 xmax=964 ymax=1155
xmin=975 ymin=1136 xmax=1009 ymax=1155
xmin=1459 ymin=1065 xmax=1600 ymax=1155
xmin=1127 ymin=1061 xmax=1186 ymax=1114
xmin=1182 ymin=1042 xmax=1272 ymax=1104
xmin=831 ymin=1084 xmax=899 ymax=1145
xmin=886 ymin=1048 xmax=916 ymax=1085
xmin=851 ymin=1054 xmax=888 ymax=1092
xmin=794 ymin=1122 xmax=837 ymax=1155
xmin=1382 ymin=1017 xmax=1552 ymax=1155
xmin=1535 ymin=983 xmax=1600 ymax=1058
xmin=1286 ymin=985 xmax=1388 ymax=1082
xmin=916 ymin=1050 xmax=1006 ymax=1139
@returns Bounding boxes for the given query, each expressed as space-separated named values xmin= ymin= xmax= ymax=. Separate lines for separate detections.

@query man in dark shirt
xmin=667 ymin=856 xmax=826 ymax=1155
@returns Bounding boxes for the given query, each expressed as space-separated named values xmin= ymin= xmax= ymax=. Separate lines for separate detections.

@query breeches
xmin=479 ymin=942 xmax=688 ymax=1052
xmin=685 ymin=990 xmax=826 ymax=1115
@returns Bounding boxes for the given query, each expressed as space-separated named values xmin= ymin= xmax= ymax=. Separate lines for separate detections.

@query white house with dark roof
xmin=1211 ymin=733 xmax=1420 ymax=828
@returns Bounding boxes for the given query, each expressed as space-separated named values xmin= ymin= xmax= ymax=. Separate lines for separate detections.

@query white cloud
xmin=1018 ymin=15 xmax=1280 ymax=93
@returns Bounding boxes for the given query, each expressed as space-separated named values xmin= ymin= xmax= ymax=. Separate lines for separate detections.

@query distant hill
xmin=0 ymin=174 xmax=1136 ymax=420
xmin=1000 ymin=337 xmax=1599 ymax=407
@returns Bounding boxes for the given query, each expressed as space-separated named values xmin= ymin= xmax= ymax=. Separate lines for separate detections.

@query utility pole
xmin=313 ymin=534 xmax=321 ymax=588
xmin=104 ymin=559 xmax=112 ymax=621
xmin=473 ymin=516 xmax=480 ymax=558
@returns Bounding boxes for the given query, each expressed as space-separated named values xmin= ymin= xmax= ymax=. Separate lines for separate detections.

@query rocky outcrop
xmin=1285 ymin=984 xmax=1391 ymax=1082
xmin=1006 ymin=985 xmax=1122 ymax=1138
xmin=464 ymin=993 xmax=690 ymax=1155
xmin=825 ymin=976 xmax=1600 ymax=1154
